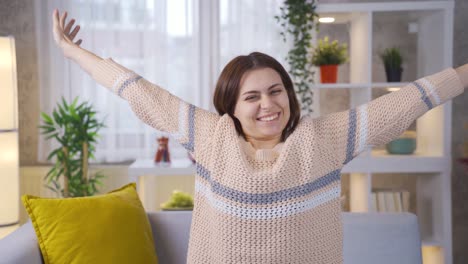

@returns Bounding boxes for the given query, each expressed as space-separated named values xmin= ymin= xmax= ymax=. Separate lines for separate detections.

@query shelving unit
xmin=315 ymin=2 xmax=454 ymax=264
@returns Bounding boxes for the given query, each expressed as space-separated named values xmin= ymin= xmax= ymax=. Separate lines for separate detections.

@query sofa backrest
xmin=0 ymin=211 xmax=422 ymax=264
xmin=342 ymin=212 xmax=422 ymax=264
xmin=147 ymin=211 xmax=422 ymax=264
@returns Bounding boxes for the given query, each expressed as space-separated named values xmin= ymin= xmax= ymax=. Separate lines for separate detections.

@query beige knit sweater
xmin=92 ymin=58 xmax=464 ymax=264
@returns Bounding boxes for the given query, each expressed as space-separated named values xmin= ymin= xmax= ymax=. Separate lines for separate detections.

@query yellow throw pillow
xmin=22 ymin=183 xmax=158 ymax=264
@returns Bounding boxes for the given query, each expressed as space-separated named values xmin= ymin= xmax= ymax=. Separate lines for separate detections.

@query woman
xmin=52 ymin=9 xmax=467 ymax=263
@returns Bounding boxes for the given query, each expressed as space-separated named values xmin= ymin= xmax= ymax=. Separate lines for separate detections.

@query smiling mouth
xmin=257 ymin=112 xmax=280 ymax=122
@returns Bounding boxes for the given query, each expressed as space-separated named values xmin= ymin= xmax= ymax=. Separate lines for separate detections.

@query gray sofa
xmin=0 ymin=212 xmax=422 ymax=264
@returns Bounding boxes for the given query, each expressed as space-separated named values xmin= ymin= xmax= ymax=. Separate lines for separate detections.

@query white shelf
xmin=371 ymin=149 xmax=437 ymax=157
xmin=130 ymin=155 xmax=449 ymax=178
xmin=128 ymin=158 xmax=195 ymax=183
xmin=316 ymin=1 xmax=452 ymax=13
xmin=371 ymin=82 xmax=411 ymax=88
xmin=343 ymin=154 xmax=449 ymax=173
xmin=311 ymin=82 xmax=411 ymax=89
xmin=312 ymin=83 xmax=368 ymax=89
xmin=422 ymin=239 xmax=444 ymax=247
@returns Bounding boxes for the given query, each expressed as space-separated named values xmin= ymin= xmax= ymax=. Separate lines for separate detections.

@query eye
xmin=271 ymin=89 xmax=282 ymax=94
xmin=245 ymin=95 xmax=257 ymax=101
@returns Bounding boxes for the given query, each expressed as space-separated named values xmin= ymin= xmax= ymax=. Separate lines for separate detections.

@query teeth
xmin=258 ymin=113 xmax=279 ymax=122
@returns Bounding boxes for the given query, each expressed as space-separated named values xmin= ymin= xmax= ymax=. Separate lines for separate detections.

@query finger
xmin=69 ymin=25 xmax=80 ymax=40
xmin=52 ymin=9 xmax=57 ymax=25
xmin=53 ymin=9 xmax=60 ymax=28
xmin=64 ymin=19 xmax=75 ymax=35
xmin=52 ymin=9 xmax=62 ymax=40
xmin=60 ymin=11 xmax=67 ymax=28
xmin=75 ymin=39 xmax=82 ymax=46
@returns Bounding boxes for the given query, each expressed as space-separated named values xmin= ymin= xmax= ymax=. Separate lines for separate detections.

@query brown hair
xmin=213 ymin=52 xmax=301 ymax=142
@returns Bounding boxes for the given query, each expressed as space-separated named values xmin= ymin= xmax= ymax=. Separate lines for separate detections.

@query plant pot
xmin=385 ymin=67 xmax=403 ymax=82
xmin=320 ymin=65 xmax=338 ymax=83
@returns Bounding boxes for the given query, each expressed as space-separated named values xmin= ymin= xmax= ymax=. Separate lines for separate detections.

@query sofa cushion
xmin=21 ymin=183 xmax=158 ymax=264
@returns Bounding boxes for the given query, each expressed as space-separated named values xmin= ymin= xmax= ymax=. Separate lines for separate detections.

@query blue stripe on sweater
xmin=181 ymin=104 xmax=195 ymax=152
xmin=196 ymin=163 xmax=341 ymax=205
xmin=413 ymin=81 xmax=433 ymax=110
xmin=117 ymin=75 xmax=142 ymax=97
xmin=344 ymin=109 xmax=357 ymax=165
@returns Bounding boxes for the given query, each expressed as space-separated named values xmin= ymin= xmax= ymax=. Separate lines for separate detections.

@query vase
xmin=154 ymin=136 xmax=171 ymax=163
xmin=385 ymin=67 xmax=403 ymax=82
xmin=386 ymin=131 xmax=416 ymax=155
xmin=320 ymin=64 xmax=338 ymax=83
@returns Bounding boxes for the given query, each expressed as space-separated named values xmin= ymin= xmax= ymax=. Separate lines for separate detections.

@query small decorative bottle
xmin=154 ymin=136 xmax=171 ymax=163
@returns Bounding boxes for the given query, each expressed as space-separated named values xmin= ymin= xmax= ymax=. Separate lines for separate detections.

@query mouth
xmin=257 ymin=112 xmax=280 ymax=122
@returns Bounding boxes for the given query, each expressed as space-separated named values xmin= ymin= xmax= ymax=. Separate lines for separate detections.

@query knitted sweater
xmin=91 ymin=59 xmax=464 ymax=264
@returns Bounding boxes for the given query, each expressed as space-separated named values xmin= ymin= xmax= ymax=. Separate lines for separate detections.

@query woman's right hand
xmin=52 ymin=9 xmax=82 ymax=59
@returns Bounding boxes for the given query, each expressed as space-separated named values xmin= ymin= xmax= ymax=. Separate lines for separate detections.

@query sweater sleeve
xmin=90 ymin=58 xmax=220 ymax=157
xmin=308 ymin=68 xmax=465 ymax=166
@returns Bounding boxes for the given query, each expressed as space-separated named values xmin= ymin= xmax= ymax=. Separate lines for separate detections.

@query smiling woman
xmin=50 ymin=6 xmax=467 ymax=264
xmin=236 ymin=69 xmax=290 ymax=147
xmin=213 ymin=52 xmax=300 ymax=149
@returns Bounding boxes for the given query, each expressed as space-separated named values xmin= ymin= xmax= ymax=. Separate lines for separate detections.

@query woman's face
xmin=234 ymin=67 xmax=290 ymax=142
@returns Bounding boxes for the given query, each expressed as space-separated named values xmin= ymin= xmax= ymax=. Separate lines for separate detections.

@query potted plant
xmin=380 ymin=47 xmax=403 ymax=82
xmin=311 ymin=36 xmax=348 ymax=83
xmin=39 ymin=97 xmax=106 ymax=197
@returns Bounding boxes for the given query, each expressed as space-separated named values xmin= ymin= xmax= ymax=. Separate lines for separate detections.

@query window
xmin=35 ymin=0 xmax=291 ymax=163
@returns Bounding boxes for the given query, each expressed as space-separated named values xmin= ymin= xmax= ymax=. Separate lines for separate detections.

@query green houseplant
xmin=275 ymin=0 xmax=319 ymax=113
xmin=39 ymin=97 xmax=106 ymax=197
xmin=380 ymin=47 xmax=403 ymax=82
xmin=311 ymin=36 xmax=348 ymax=83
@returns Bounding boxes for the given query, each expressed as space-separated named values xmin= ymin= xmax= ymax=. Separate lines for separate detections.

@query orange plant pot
xmin=320 ymin=65 xmax=338 ymax=83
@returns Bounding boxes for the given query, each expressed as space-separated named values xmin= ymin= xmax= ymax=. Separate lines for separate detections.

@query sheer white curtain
xmin=35 ymin=0 xmax=204 ymax=163
xmin=35 ymin=0 xmax=296 ymax=164
xmin=219 ymin=0 xmax=291 ymax=71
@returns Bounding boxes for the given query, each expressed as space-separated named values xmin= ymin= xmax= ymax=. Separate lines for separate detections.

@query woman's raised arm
xmin=52 ymin=9 xmax=220 ymax=157
xmin=305 ymin=66 xmax=467 ymax=167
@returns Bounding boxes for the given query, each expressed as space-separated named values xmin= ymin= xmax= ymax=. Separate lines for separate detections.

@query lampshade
xmin=0 ymin=36 xmax=19 ymax=226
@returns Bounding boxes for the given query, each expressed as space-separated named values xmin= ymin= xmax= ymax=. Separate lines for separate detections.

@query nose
xmin=260 ymin=95 xmax=274 ymax=110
